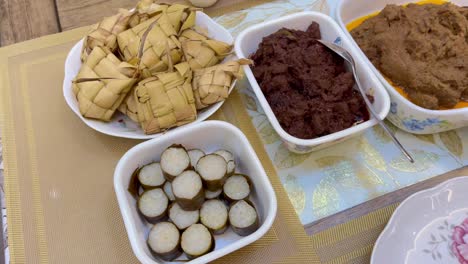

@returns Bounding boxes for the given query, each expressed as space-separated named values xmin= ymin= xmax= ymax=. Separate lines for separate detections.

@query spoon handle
xmin=316 ymin=39 xmax=414 ymax=163
xmin=351 ymin=65 xmax=415 ymax=163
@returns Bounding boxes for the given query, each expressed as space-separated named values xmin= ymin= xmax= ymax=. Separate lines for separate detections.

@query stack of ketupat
xmin=72 ymin=0 xmax=250 ymax=134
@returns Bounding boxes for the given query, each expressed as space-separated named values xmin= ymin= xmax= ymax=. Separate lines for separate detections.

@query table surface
xmin=0 ymin=2 xmax=148 ymax=263
xmin=1 ymin=1 xmax=468 ymax=263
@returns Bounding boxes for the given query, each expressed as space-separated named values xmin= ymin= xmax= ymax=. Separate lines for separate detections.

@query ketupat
xmin=192 ymin=59 xmax=251 ymax=110
xmin=129 ymin=1 xmax=195 ymax=30
xmin=180 ymin=29 xmax=233 ymax=70
xmin=118 ymin=87 xmax=140 ymax=122
xmin=179 ymin=29 xmax=232 ymax=55
xmin=118 ymin=12 xmax=183 ymax=76
xmin=179 ymin=29 xmax=208 ymax=42
xmin=166 ymin=4 xmax=197 ymax=32
xmin=81 ymin=9 xmax=133 ymax=61
xmin=73 ymin=47 xmax=138 ymax=121
xmin=135 ymin=62 xmax=197 ymax=134
xmin=129 ymin=0 xmax=167 ymax=28
xmin=182 ymin=41 xmax=219 ymax=70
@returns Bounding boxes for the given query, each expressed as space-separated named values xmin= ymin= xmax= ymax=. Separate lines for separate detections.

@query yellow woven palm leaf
xmin=118 ymin=87 xmax=140 ymax=122
xmin=134 ymin=62 xmax=197 ymax=134
xmin=128 ymin=1 xmax=194 ymax=30
xmin=179 ymin=29 xmax=207 ymax=42
xmin=128 ymin=0 xmax=167 ymax=27
xmin=136 ymin=0 xmax=166 ymax=15
xmin=118 ymin=12 xmax=183 ymax=76
xmin=81 ymin=9 xmax=133 ymax=61
xmin=73 ymin=47 xmax=137 ymax=121
xmin=204 ymin=39 xmax=232 ymax=56
xmin=192 ymin=59 xmax=251 ymax=109
xmin=180 ymin=11 xmax=196 ymax=32
xmin=182 ymin=41 xmax=219 ymax=70
xmin=166 ymin=4 xmax=194 ymax=32
xmin=180 ymin=29 xmax=233 ymax=70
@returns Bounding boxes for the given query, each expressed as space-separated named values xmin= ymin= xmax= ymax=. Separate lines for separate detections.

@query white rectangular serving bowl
xmin=114 ymin=120 xmax=277 ymax=264
xmin=235 ymin=11 xmax=390 ymax=153
xmin=336 ymin=0 xmax=468 ymax=134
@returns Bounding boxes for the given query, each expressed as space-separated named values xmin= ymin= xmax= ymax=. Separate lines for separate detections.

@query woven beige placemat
xmin=0 ymin=18 xmax=326 ymax=262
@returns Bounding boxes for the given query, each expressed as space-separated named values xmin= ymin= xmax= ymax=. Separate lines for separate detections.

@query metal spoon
xmin=317 ymin=39 xmax=414 ymax=163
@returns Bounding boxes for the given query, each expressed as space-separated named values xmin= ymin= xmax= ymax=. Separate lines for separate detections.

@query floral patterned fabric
xmin=214 ymin=0 xmax=468 ymax=225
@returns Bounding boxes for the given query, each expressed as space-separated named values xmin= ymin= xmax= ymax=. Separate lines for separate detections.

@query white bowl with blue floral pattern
xmin=235 ymin=11 xmax=390 ymax=153
xmin=336 ymin=0 xmax=468 ymax=134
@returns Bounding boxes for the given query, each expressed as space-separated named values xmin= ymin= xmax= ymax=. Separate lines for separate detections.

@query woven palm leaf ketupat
xmin=72 ymin=47 xmax=138 ymax=121
xmin=165 ymin=4 xmax=196 ymax=32
xmin=192 ymin=59 xmax=252 ymax=109
xmin=118 ymin=87 xmax=140 ymax=122
xmin=81 ymin=9 xmax=133 ymax=61
xmin=180 ymin=28 xmax=232 ymax=56
xmin=135 ymin=62 xmax=197 ymax=134
xmin=180 ymin=29 xmax=233 ymax=70
xmin=118 ymin=12 xmax=184 ymax=76
xmin=129 ymin=0 xmax=167 ymax=28
xmin=204 ymin=39 xmax=232 ymax=55
xmin=179 ymin=29 xmax=208 ymax=42
xmin=182 ymin=41 xmax=219 ymax=70
xmin=128 ymin=1 xmax=195 ymax=29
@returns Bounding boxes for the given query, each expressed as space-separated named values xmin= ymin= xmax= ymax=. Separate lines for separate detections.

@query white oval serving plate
xmin=372 ymin=176 xmax=468 ymax=264
xmin=63 ymin=11 xmax=234 ymax=139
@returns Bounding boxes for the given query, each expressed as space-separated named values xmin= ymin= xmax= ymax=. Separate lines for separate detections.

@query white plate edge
xmin=371 ymin=175 xmax=468 ymax=264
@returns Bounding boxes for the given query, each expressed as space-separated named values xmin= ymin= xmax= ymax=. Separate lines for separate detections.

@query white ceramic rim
xmin=234 ymin=11 xmax=390 ymax=147
xmin=114 ymin=120 xmax=278 ymax=264
xmin=371 ymin=176 xmax=468 ymax=264
xmin=335 ymin=0 xmax=468 ymax=117
xmin=63 ymin=11 xmax=235 ymax=139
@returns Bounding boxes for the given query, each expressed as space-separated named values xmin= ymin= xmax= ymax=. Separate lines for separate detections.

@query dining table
xmin=0 ymin=0 xmax=467 ymax=263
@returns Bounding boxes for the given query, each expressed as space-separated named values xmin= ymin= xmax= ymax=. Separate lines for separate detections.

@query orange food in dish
xmin=347 ymin=0 xmax=468 ymax=110
xmin=389 ymin=80 xmax=468 ymax=110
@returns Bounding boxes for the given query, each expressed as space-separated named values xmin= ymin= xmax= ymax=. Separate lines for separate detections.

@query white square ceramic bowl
xmin=63 ymin=11 xmax=235 ymax=139
xmin=234 ymin=11 xmax=390 ymax=154
xmin=336 ymin=0 xmax=468 ymax=134
xmin=114 ymin=120 xmax=277 ymax=264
